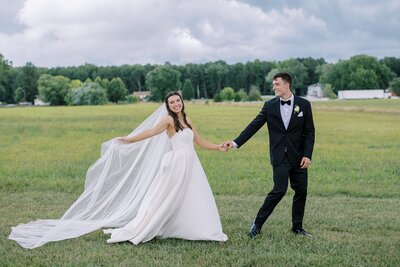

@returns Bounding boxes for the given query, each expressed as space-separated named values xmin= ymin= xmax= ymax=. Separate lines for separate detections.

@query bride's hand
xmin=115 ymin=136 xmax=128 ymax=144
xmin=217 ymin=143 xmax=227 ymax=152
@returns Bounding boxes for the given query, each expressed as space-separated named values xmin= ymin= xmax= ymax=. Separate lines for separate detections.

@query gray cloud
xmin=0 ymin=0 xmax=399 ymax=67
xmin=0 ymin=0 xmax=25 ymax=34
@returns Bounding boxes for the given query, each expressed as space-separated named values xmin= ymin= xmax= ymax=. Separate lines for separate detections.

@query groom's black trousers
xmin=254 ymin=155 xmax=308 ymax=230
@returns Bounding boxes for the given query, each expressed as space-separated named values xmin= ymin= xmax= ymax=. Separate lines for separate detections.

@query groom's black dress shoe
xmin=291 ymin=228 xmax=312 ymax=237
xmin=249 ymin=221 xmax=261 ymax=238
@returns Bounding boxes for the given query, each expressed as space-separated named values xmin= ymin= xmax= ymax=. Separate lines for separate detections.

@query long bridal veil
xmin=9 ymin=105 xmax=171 ymax=249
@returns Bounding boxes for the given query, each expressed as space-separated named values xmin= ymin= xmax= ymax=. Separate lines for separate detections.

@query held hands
xmin=218 ymin=141 xmax=235 ymax=152
xmin=217 ymin=143 xmax=228 ymax=152
xmin=216 ymin=141 xmax=234 ymax=152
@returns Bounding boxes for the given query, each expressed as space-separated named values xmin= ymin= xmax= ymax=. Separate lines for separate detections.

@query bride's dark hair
xmin=164 ymin=91 xmax=192 ymax=132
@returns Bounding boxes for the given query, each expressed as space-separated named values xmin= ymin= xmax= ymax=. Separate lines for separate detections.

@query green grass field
xmin=1 ymin=99 xmax=399 ymax=266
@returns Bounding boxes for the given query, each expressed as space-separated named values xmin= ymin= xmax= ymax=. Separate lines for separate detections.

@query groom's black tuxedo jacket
xmin=234 ymin=96 xmax=315 ymax=166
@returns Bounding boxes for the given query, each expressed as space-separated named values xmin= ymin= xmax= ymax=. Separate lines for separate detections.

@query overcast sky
xmin=0 ymin=0 xmax=399 ymax=67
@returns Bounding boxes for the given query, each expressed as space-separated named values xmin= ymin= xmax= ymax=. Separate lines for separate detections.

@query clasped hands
xmin=217 ymin=141 xmax=235 ymax=152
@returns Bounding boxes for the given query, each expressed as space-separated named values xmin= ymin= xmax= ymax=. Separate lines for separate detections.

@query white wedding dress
xmin=9 ymin=105 xmax=227 ymax=249
xmin=104 ymin=128 xmax=227 ymax=244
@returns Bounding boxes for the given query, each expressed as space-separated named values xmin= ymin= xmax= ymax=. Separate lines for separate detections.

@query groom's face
xmin=272 ymin=78 xmax=290 ymax=98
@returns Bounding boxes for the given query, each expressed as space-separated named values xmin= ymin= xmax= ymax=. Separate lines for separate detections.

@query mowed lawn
xmin=0 ymin=99 xmax=399 ymax=266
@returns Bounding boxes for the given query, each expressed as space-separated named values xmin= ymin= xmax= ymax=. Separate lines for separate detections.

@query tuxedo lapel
xmin=274 ymin=98 xmax=286 ymax=131
xmin=287 ymin=96 xmax=296 ymax=130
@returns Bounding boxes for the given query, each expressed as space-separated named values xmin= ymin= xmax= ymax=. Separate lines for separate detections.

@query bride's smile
xmin=167 ymin=95 xmax=183 ymax=113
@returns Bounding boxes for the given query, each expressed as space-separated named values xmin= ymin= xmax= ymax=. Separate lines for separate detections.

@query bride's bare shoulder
xmin=162 ymin=115 xmax=174 ymax=126
xmin=163 ymin=115 xmax=175 ymax=136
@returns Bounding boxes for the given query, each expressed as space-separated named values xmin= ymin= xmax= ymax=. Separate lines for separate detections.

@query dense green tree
xmin=316 ymin=63 xmax=333 ymax=84
xmin=319 ymin=55 xmax=393 ymax=92
xmin=70 ymin=79 xmax=83 ymax=89
xmin=84 ymin=78 xmax=93 ymax=84
xmin=0 ymin=85 xmax=6 ymax=102
xmin=176 ymin=65 xmax=189 ymax=86
xmin=297 ymin=57 xmax=326 ymax=85
xmin=65 ymin=79 xmax=83 ymax=105
xmin=107 ymin=77 xmax=128 ymax=103
xmin=246 ymin=60 xmax=264 ymax=92
xmin=6 ymin=68 xmax=19 ymax=103
xmin=205 ymin=61 xmax=229 ymax=97
xmin=118 ymin=65 xmax=134 ymax=91
xmin=121 ymin=65 xmax=149 ymax=92
xmin=349 ymin=67 xmax=380 ymax=89
xmin=227 ymin=63 xmax=247 ymax=92
xmin=83 ymin=63 xmax=98 ymax=80
xmin=182 ymin=79 xmax=194 ymax=100
xmin=146 ymin=65 xmax=181 ymax=101
xmin=381 ymin=57 xmax=400 ymax=77
xmin=130 ymin=65 xmax=146 ymax=92
xmin=37 ymin=74 xmax=70 ymax=105
xmin=126 ymin=94 xmax=139 ymax=104
xmin=213 ymin=92 xmax=222 ymax=102
xmin=234 ymin=88 xmax=248 ymax=102
xmin=70 ymin=67 xmax=89 ymax=81
xmin=246 ymin=60 xmax=275 ymax=94
xmin=322 ymin=84 xmax=337 ymax=99
xmin=186 ymin=63 xmax=205 ymax=98
xmin=248 ymin=85 xmax=262 ymax=101
xmin=389 ymin=77 xmax=400 ymax=95
xmin=0 ymin=54 xmax=12 ymax=102
xmin=47 ymin=64 xmax=95 ymax=81
xmin=95 ymin=66 xmax=114 ymax=81
xmin=13 ymin=62 xmax=39 ymax=103
xmin=219 ymin=87 xmax=235 ymax=101
xmin=13 ymin=87 xmax=25 ymax=103
xmin=70 ymin=82 xmax=107 ymax=105
xmin=94 ymin=76 xmax=109 ymax=89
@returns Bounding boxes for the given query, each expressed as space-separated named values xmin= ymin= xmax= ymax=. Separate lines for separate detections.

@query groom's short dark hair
xmin=273 ymin=72 xmax=292 ymax=88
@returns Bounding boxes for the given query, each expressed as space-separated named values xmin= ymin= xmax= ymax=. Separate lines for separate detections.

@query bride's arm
xmin=117 ymin=116 xmax=173 ymax=144
xmin=189 ymin=119 xmax=225 ymax=151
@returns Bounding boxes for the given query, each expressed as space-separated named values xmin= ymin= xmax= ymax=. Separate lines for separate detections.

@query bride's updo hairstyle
xmin=165 ymin=91 xmax=192 ymax=132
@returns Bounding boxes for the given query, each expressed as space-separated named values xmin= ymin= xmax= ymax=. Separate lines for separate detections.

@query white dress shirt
xmin=280 ymin=94 xmax=294 ymax=130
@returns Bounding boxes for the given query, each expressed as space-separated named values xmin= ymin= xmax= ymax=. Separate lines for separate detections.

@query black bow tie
xmin=281 ymin=99 xmax=291 ymax=106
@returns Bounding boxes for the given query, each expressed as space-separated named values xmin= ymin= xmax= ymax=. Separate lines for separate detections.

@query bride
xmin=9 ymin=91 xmax=228 ymax=248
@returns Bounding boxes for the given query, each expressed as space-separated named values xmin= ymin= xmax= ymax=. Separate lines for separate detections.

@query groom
xmin=224 ymin=72 xmax=315 ymax=238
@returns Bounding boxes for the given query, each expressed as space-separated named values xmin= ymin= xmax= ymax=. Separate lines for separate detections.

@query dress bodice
xmin=169 ymin=128 xmax=194 ymax=151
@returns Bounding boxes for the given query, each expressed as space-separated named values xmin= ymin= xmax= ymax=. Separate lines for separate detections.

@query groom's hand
xmin=300 ymin=157 xmax=311 ymax=169
xmin=222 ymin=141 xmax=234 ymax=151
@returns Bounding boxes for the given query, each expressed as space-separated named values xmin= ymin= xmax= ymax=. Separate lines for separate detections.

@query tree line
xmin=1 ymin=53 xmax=400 ymax=105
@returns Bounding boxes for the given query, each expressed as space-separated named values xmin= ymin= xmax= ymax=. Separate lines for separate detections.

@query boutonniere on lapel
xmin=294 ymin=105 xmax=303 ymax=117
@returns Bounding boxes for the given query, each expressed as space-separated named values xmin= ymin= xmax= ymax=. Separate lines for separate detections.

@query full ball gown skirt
xmin=104 ymin=128 xmax=228 ymax=244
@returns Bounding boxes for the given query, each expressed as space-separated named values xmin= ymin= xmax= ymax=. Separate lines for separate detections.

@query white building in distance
xmin=338 ymin=90 xmax=391 ymax=100
xmin=307 ymin=84 xmax=324 ymax=98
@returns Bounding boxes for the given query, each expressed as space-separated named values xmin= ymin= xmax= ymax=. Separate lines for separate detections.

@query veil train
xmin=9 ymin=105 xmax=171 ymax=249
